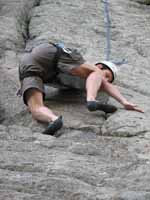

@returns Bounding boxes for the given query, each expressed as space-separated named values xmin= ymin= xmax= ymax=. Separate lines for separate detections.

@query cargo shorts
xmin=19 ymin=43 xmax=85 ymax=105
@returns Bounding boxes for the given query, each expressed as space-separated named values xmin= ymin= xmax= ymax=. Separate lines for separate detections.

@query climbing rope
xmin=102 ymin=0 xmax=127 ymax=65
xmin=103 ymin=0 xmax=111 ymax=61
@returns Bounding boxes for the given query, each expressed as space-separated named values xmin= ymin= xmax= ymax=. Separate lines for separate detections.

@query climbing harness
xmin=49 ymin=41 xmax=73 ymax=54
xmin=102 ymin=0 xmax=127 ymax=65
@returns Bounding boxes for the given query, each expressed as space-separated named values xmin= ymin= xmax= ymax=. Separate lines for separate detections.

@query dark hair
xmin=95 ymin=63 xmax=109 ymax=70
xmin=101 ymin=64 xmax=108 ymax=70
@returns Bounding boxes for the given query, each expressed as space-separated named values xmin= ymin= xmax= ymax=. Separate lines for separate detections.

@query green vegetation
xmin=144 ymin=0 xmax=150 ymax=4
xmin=138 ymin=0 xmax=150 ymax=5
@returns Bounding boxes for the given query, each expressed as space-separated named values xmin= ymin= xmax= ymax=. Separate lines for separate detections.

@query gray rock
xmin=113 ymin=191 xmax=150 ymax=200
xmin=0 ymin=0 xmax=150 ymax=199
xmin=0 ymin=106 xmax=5 ymax=123
xmin=133 ymin=0 xmax=150 ymax=5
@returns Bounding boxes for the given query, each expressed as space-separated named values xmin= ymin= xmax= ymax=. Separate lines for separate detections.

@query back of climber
xmin=19 ymin=42 xmax=144 ymax=136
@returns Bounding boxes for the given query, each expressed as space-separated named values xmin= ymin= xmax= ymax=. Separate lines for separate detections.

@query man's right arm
xmin=101 ymin=79 xmax=144 ymax=113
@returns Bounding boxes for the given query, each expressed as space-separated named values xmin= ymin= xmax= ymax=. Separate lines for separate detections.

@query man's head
xmin=95 ymin=61 xmax=118 ymax=82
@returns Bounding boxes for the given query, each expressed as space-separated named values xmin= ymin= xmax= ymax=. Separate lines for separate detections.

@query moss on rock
xmin=138 ymin=0 xmax=150 ymax=5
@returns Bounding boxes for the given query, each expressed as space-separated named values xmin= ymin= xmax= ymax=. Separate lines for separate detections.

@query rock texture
xmin=136 ymin=0 xmax=150 ymax=5
xmin=0 ymin=0 xmax=150 ymax=199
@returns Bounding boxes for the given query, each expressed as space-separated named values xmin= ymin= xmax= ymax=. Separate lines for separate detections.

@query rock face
xmin=0 ymin=0 xmax=150 ymax=199
xmin=135 ymin=0 xmax=150 ymax=5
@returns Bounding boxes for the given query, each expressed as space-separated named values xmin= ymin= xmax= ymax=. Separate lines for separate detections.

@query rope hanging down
xmin=102 ymin=0 xmax=127 ymax=65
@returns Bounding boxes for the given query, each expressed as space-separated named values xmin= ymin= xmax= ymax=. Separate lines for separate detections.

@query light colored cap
xmin=96 ymin=61 xmax=118 ymax=82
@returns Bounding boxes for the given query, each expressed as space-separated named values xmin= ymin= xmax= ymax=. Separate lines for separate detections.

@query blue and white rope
xmin=102 ymin=0 xmax=127 ymax=65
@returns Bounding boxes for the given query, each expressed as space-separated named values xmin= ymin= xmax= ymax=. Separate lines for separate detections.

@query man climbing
xmin=19 ymin=42 xmax=144 ymax=136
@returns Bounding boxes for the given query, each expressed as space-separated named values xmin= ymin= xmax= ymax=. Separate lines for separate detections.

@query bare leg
xmin=70 ymin=65 xmax=117 ymax=113
xmin=86 ymin=71 xmax=102 ymax=101
xmin=85 ymin=71 xmax=117 ymax=113
xmin=26 ymin=88 xmax=58 ymax=123
xmin=70 ymin=64 xmax=103 ymax=101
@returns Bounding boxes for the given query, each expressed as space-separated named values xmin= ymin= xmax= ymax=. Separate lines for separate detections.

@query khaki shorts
xmin=20 ymin=76 xmax=45 ymax=105
xmin=19 ymin=43 xmax=85 ymax=105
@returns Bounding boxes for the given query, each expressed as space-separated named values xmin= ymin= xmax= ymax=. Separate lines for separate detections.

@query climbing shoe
xmin=43 ymin=116 xmax=63 ymax=136
xmin=86 ymin=101 xmax=117 ymax=113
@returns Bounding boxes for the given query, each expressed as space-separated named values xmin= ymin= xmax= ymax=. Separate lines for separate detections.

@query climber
xmin=18 ymin=42 xmax=144 ymax=136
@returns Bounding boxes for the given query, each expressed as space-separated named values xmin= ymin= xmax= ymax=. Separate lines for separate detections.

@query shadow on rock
xmin=0 ymin=105 xmax=5 ymax=123
xmin=45 ymin=87 xmax=86 ymax=104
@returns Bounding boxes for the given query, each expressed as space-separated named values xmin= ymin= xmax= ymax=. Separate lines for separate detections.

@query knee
xmin=94 ymin=68 xmax=102 ymax=74
xmin=94 ymin=70 xmax=103 ymax=78
xmin=30 ymin=106 xmax=43 ymax=120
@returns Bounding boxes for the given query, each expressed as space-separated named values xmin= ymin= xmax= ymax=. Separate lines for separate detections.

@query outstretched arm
xmin=101 ymin=79 xmax=144 ymax=113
